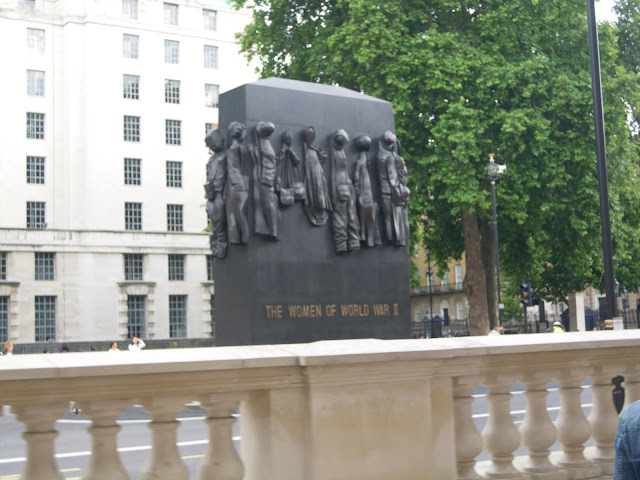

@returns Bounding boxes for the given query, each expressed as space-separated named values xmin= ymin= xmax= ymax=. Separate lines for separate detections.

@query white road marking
xmin=0 ymin=437 xmax=240 ymax=464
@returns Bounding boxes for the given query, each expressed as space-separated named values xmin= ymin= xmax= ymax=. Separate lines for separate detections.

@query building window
xmin=204 ymin=45 xmax=218 ymax=68
xmin=204 ymin=84 xmax=219 ymax=108
xmin=122 ymin=0 xmax=138 ymax=19
xmin=0 ymin=253 xmax=6 ymax=280
xmin=206 ymin=255 xmax=214 ymax=281
xmin=455 ymin=264 xmax=463 ymax=289
xmin=35 ymin=252 xmax=55 ymax=281
xmin=123 ymin=74 xmax=139 ymax=99
xmin=27 ymin=70 xmax=45 ymax=96
xmin=124 ymin=158 xmax=141 ymax=185
xmin=167 ymin=204 xmax=183 ymax=232
xmin=164 ymin=3 xmax=178 ymax=25
xmin=127 ymin=295 xmax=146 ymax=339
xmin=26 ymin=201 xmax=46 ymax=229
xmin=164 ymin=79 xmax=180 ymax=104
xmin=205 ymin=122 xmax=216 ymax=135
xmin=203 ymin=9 xmax=217 ymax=30
xmin=441 ymin=272 xmax=449 ymax=291
xmin=20 ymin=0 xmax=35 ymax=10
xmin=165 ymin=119 xmax=181 ymax=145
xmin=0 ymin=296 xmax=8 ymax=343
xmin=35 ymin=296 xmax=56 ymax=342
xmin=26 ymin=28 xmax=45 ymax=54
xmin=164 ymin=40 xmax=179 ymax=64
xmin=123 ymin=34 xmax=139 ymax=59
xmin=124 ymin=115 xmax=140 ymax=142
xmin=441 ymin=300 xmax=449 ymax=318
xmin=124 ymin=254 xmax=143 ymax=281
xmin=166 ymin=161 xmax=182 ymax=188
xmin=169 ymin=295 xmax=186 ymax=337
xmin=125 ymin=202 xmax=142 ymax=231
xmin=168 ymin=254 xmax=185 ymax=281
xmin=457 ymin=301 xmax=465 ymax=320
xmin=26 ymin=112 xmax=45 ymax=139
xmin=27 ymin=156 xmax=45 ymax=184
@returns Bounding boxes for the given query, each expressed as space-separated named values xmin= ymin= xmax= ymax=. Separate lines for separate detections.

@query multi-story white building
xmin=0 ymin=0 xmax=257 ymax=343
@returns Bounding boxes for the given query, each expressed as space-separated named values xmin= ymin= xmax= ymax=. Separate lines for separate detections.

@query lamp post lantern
xmin=486 ymin=153 xmax=505 ymax=326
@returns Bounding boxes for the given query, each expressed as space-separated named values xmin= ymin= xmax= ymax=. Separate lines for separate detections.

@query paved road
xmin=0 ymin=380 xmax=598 ymax=479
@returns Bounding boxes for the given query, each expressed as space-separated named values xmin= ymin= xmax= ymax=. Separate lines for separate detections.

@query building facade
xmin=0 ymin=0 xmax=257 ymax=343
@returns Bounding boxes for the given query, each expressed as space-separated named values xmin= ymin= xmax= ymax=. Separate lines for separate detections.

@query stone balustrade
xmin=1 ymin=330 xmax=639 ymax=480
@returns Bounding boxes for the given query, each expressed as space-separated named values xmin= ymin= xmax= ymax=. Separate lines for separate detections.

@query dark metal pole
xmin=587 ymin=0 xmax=616 ymax=319
xmin=427 ymin=248 xmax=434 ymax=338
xmin=490 ymin=180 xmax=503 ymax=326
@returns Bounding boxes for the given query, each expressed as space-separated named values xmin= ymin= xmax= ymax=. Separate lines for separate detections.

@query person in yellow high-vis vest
xmin=553 ymin=321 xmax=566 ymax=333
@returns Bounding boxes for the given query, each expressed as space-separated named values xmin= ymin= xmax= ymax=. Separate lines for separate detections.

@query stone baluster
xmin=140 ymin=396 xmax=189 ymax=480
xmin=79 ymin=399 xmax=131 ymax=480
xmin=519 ymin=372 xmax=567 ymax=480
xmin=554 ymin=370 xmax=601 ymax=479
xmin=13 ymin=402 xmax=69 ymax=480
xmin=481 ymin=374 xmax=526 ymax=479
xmin=588 ymin=367 xmax=620 ymax=476
xmin=453 ymin=377 xmax=483 ymax=480
xmin=623 ymin=364 xmax=640 ymax=409
xmin=198 ymin=393 xmax=247 ymax=480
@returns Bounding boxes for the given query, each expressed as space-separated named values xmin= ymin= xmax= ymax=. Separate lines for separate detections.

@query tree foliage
xmin=232 ymin=0 xmax=640 ymax=322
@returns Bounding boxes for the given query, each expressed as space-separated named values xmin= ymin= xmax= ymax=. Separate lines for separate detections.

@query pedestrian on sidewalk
xmin=128 ymin=337 xmax=146 ymax=352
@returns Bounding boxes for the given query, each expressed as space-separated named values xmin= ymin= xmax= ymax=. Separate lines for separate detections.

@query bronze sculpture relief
xmin=225 ymin=121 xmax=251 ymax=245
xmin=204 ymin=128 xmax=228 ymax=258
xmin=277 ymin=130 xmax=305 ymax=206
xmin=377 ymin=130 xmax=410 ymax=246
xmin=330 ymin=129 xmax=360 ymax=253
xmin=205 ymin=120 xmax=410 ymax=255
xmin=352 ymin=135 xmax=380 ymax=247
xmin=251 ymin=121 xmax=279 ymax=239
xmin=302 ymin=126 xmax=332 ymax=226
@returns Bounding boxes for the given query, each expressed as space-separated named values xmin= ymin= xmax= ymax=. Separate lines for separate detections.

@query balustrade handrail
xmin=2 ymin=331 xmax=639 ymax=480
xmin=2 ymin=332 xmax=640 ymax=403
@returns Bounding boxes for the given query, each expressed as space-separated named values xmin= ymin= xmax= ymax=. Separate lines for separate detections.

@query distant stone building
xmin=0 ymin=0 xmax=257 ymax=342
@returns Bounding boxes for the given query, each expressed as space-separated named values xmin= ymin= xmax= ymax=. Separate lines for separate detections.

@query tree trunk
xmin=462 ymin=210 xmax=490 ymax=335
xmin=480 ymin=216 xmax=498 ymax=330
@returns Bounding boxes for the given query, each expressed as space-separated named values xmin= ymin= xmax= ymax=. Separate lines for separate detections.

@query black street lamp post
xmin=426 ymin=244 xmax=434 ymax=338
xmin=586 ymin=0 xmax=617 ymax=320
xmin=486 ymin=153 xmax=505 ymax=326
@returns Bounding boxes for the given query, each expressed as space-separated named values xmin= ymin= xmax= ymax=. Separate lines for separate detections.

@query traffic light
xmin=520 ymin=282 xmax=532 ymax=306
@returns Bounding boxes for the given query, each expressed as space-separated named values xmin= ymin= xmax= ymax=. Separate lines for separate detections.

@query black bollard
xmin=612 ymin=375 xmax=625 ymax=414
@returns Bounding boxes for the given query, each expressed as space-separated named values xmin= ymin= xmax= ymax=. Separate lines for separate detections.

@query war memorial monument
xmin=205 ymin=78 xmax=411 ymax=345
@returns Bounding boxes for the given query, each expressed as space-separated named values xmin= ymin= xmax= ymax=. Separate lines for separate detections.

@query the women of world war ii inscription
xmin=206 ymin=78 xmax=411 ymax=345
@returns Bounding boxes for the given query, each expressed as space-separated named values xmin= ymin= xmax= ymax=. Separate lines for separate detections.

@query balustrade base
xmin=512 ymin=455 xmax=568 ymax=480
xmin=551 ymin=464 xmax=601 ymax=480
xmin=549 ymin=451 xmax=602 ymax=480
xmin=475 ymin=460 xmax=532 ymax=479
xmin=478 ymin=455 xmax=613 ymax=480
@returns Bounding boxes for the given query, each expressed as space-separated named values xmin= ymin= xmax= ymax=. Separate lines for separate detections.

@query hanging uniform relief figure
xmin=225 ymin=121 xmax=251 ymax=245
xmin=251 ymin=121 xmax=279 ymax=239
xmin=302 ymin=126 xmax=332 ymax=226
xmin=352 ymin=135 xmax=380 ymax=247
xmin=377 ymin=130 xmax=410 ymax=246
xmin=329 ymin=129 xmax=360 ymax=253
xmin=277 ymin=130 xmax=305 ymax=206
xmin=204 ymin=128 xmax=228 ymax=258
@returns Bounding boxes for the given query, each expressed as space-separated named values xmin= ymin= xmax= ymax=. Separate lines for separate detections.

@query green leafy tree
xmin=232 ymin=0 xmax=640 ymax=333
